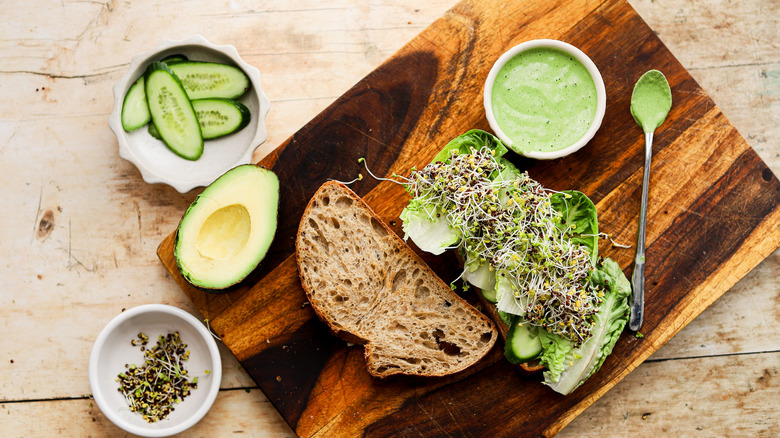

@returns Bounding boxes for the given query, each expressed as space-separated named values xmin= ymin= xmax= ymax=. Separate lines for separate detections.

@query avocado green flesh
xmin=174 ymin=165 xmax=279 ymax=290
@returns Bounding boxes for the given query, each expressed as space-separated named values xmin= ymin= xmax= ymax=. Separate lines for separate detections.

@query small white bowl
xmin=89 ymin=304 xmax=222 ymax=437
xmin=109 ymin=35 xmax=271 ymax=193
xmin=483 ymin=39 xmax=606 ymax=160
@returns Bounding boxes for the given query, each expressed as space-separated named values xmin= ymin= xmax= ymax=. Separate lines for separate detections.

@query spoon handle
xmin=630 ymin=130 xmax=653 ymax=331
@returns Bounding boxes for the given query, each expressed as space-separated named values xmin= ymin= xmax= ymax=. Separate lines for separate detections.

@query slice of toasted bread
xmin=295 ymin=181 xmax=497 ymax=378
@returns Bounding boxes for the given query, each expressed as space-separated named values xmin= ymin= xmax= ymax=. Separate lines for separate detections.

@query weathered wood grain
xmin=1 ymin=0 xmax=778 ymax=436
xmin=4 ymin=351 xmax=776 ymax=437
xmin=2 ymin=388 xmax=294 ymax=437
xmin=0 ymin=0 xmax=454 ymax=403
xmin=559 ymin=351 xmax=780 ymax=437
xmin=155 ymin=0 xmax=780 ymax=437
xmin=651 ymin=249 xmax=780 ymax=360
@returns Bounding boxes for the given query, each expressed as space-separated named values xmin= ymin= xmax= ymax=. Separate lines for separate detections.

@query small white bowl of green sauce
xmin=484 ymin=39 xmax=606 ymax=159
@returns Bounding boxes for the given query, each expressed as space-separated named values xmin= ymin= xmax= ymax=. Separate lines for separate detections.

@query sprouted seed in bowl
xmin=116 ymin=331 xmax=205 ymax=422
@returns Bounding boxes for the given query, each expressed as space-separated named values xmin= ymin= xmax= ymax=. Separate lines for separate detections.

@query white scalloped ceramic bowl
xmin=109 ymin=35 xmax=271 ymax=193
xmin=89 ymin=304 xmax=222 ymax=437
xmin=484 ymin=39 xmax=606 ymax=160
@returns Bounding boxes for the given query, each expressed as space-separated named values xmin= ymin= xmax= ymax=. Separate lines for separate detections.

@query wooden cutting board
xmin=158 ymin=0 xmax=780 ymax=435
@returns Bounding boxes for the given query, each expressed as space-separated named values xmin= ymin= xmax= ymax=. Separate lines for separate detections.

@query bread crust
xmin=295 ymin=181 xmax=497 ymax=378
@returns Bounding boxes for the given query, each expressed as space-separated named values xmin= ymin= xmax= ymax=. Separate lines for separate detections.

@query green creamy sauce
xmin=492 ymin=48 xmax=597 ymax=153
xmin=630 ymin=70 xmax=672 ymax=133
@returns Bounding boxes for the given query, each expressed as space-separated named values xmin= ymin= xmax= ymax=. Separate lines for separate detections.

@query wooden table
xmin=2 ymin=0 xmax=777 ymax=436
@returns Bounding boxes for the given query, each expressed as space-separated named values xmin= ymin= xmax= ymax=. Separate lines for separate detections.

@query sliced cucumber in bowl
xmin=148 ymin=122 xmax=162 ymax=140
xmin=192 ymin=98 xmax=250 ymax=139
xmin=161 ymin=54 xmax=188 ymax=63
xmin=168 ymin=61 xmax=250 ymax=100
xmin=119 ymin=55 xmax=255 ymax=161
xmin=110 ymin=36 xmax=270 ymax=193
xmin=148 ymin=98 xmax=250 ymax=140
xmin=121 ymin=77 xmax=150 ymax=132
xmin=144 ymin=61 xmax=203 ymax=161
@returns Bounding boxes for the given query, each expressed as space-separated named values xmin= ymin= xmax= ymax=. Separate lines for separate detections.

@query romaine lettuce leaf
xmin=497 ymin=310 xmax=515 ymax=326
xmin=399 ymin=205 xmax=460 ymax=255
xmin=543 ymin=258 xmax=631 ymax=394
xmin=495 ymin=274 xmax=527 ymax=316
xmin=402 ymin=130 xmax=510 ymax=255
xmin=431 ymin=129 xmax=509 ymax=164
xmin=538 ymin=330 xmax=574 ymax=382
xmin=550 ymin=190 xmax=599 ymax=264
xmin=462 ymin=257 xmax=496 ymax=292
xmin=494 ymin=158 xmax=521 ymax=203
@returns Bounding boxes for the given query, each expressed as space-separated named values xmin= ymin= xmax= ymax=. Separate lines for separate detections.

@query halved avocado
xmin=174 ymin=165 xmax=279 ymax=290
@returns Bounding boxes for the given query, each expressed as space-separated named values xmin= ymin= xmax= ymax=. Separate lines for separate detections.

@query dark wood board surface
xmin=158 ymin=0 xmax=780 ymax=436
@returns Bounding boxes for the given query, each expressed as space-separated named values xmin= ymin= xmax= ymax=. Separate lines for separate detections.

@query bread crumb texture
xmin=296 ymin=182 xmax=496 ymax=377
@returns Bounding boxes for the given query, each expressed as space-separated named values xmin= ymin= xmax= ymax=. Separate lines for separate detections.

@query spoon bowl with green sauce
xmin=484 ymin=39 xmax=606 ymax=159
xmin=628 ymin=69 xmax=672 ymax=332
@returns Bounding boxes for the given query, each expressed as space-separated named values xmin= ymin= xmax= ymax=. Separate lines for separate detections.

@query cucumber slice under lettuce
xmin=505 ymin=322 xmax=543 ymax=364
xmin=463 ymin=261 xmax=497 ymax=302
xmin=460 ymin=249 xmax=497 ymax=301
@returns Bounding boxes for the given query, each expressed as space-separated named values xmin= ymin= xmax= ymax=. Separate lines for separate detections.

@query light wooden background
xmin=1 ymin=0 xmax=777 ymax=436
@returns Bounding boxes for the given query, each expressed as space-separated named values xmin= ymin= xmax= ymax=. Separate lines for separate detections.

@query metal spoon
xmin=628 ymin=70 xmax=672 ymax=331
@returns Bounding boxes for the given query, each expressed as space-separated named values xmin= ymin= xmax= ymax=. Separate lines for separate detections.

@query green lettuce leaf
xmin=431 ymin=129 xmax=509 ymax=164
xmin=550 ymin=190 xmax=599 ymax=264
xmin=497 ymin=310 xmax=515 ymax=327
xmin=542 ymin=257 xmax=631 ymax=395
xmin=402 ymin=129 xmax=514 ymax=257
xmin=462 ymin=256 xmax=497 ymax=296
xmin=538 ymin=330 xmax=574 ymax=382
xmin=399 ymin=205 xmax=460 ymax=255
xmin=495 ymin=273 xmax=527 ymax=316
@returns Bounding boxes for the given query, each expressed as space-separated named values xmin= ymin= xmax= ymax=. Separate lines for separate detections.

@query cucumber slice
xmin=144 ymin=62 xmax=203 ymax=161
xmin=121 ymin=77 xmax=150 ymax=131
xmin=504 ymin=322 xmax=542 ymax=364
xmin=148 ymin=99 xmax=249 ymax=140
xmin=148 ymin=122 xmax=161 ymax=140
xmin=169 ymin=61 xmax=250 ymax=100
xmin=481 ymin=287 xmax=498 ymax=303
xmin=191 ymin=98 xmax=250 ymax=139
xmin=161 ymin=54 xmax=188 ymax=63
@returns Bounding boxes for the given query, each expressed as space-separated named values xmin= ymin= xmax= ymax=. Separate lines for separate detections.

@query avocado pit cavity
xmin=197 ymin=203 xmax=251 ymax=260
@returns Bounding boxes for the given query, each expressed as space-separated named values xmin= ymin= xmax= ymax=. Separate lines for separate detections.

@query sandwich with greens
xmin=398 ymin=130 xmax=631 ymax=395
